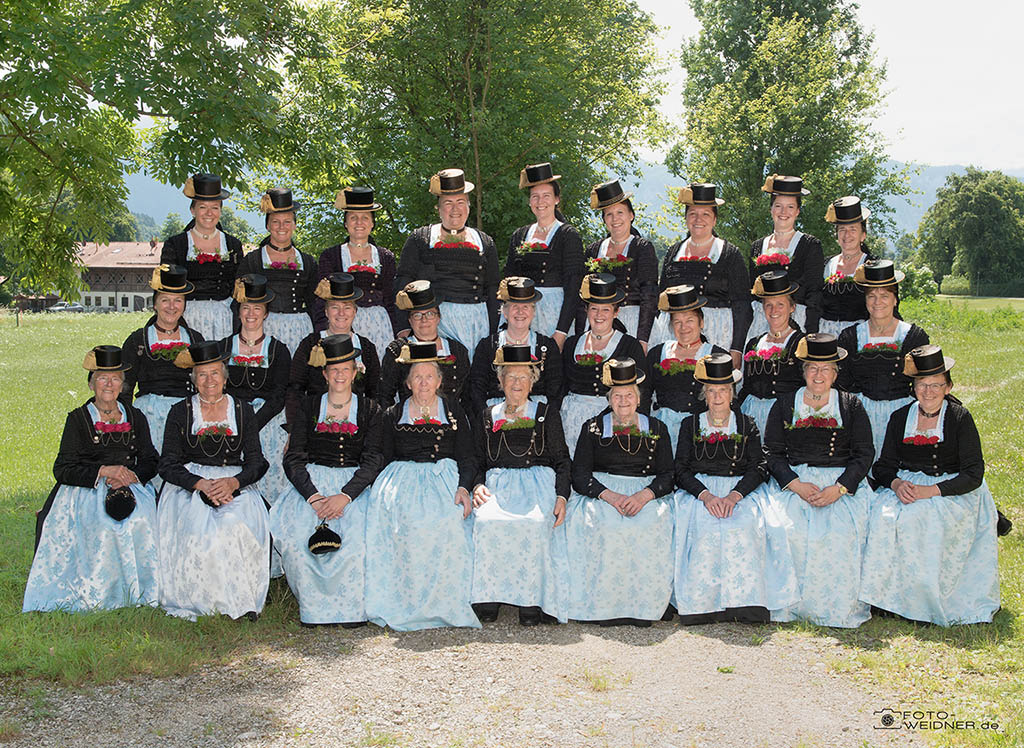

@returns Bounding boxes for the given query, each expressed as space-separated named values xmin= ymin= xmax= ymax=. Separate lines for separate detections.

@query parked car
xmin=45 ymin=302 xmax=86 ymax=313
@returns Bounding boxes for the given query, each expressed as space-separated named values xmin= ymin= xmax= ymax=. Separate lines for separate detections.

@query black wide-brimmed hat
xmin=183 ymin=173 xmax=230 ymax=201
xmin=601 ymin=357 xmax=646 ymax=387
xmin=334 ymin=186 xmax=382 ymax=212
xmin=795 ymin=333 xmax=847 ymax=362
xmin=752 ymin=270 xmax=800 ymax=298
xmin=519 ymin=162 xmax=562 ymax=189
xmin=580 ymin=273 xmax=626 ymax=305
xmin=233 ymin=273 xmax=275 ymax=304
xmin=260 ymin=187 xmax=301 ymax=214
xmin=395 ymin=340 xmax=443 ymax=364
xmin=658 ymin=284 xmax=706 ymax=313
xmin=150 ymin=263 xmax=195 ymax=295
xmin=83 ymin=345 xmax=131 ymax=373
xmin=904 ymin=344 xmax=955 ymax=378
xmin=761 ymin=174 xmax=809 ymax=196
xmin=694 ymin=353 xmax=742 ymax=384
xmin=308 ymin=521 xmax=342 ymax=555
xmin=853 ymin=259 xmax=905 ymax=288
xmin=497 ymin=276 xmax=543 ymax=303
xmin=395 ymin=280 xmax=440 ymax=312
xmin=174 ymin=339 xmax=230 ymax=369
xmin=309 ymin=333 xmax=361 ymax=367
xmin=590 ymin=179 xmax=633 ymax=211
xmin=678 ymin=183 xmax=725 ymax=207
xmin=493 ymin=344 xmax=540 ymax=367
xmin=104 ymin=486 xmax=136 ymax=521
xmin=825 ymin=195 xmax=870 ymax=224
xmin=429 ymin=168 xmax=474 ymax=196
xmin=315 ymin=272 xmax=364 ymax=303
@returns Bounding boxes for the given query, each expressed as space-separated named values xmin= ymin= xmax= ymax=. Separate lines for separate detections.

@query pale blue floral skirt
xmin=23 ymin=480 xmax=160 ymax=612
xmin=363 ymin=458 xmax=480 ymax=630
xmin=534 ymin=286 xmax=565 ymax=338
xmin=438 ymin=301 xmax=490 ymax=354
xmin=650 ymin=306 xmax=733 ymax=352
xmin=672 ymin=474 xmax=798 ymax=615
xmin=768 ymin=466 xmax=871 ymax=628
xmin=134 ymin=393 xmax=183 ymax=454
xmin=470 ymin=466 xmax=569 ymax=622
xmin=560 ymin=392 xmax=608 ymax=458
xmin=860 ymin=471 xmax=1000 ymax=626
xmin=740 ymin=395 xmax=776 ymax=436
xmin=352 ymin=304 xmax=396 ymax=362
xmin=157 ymin=463 xmax=270 ymax=620
xmin=748 ymin=301 xmax=807 ymax=340
xmin=566 ymin=473 xmax=674 ymax=621
xmin=653 ymin=407 xmax=689 ymax=453
xmin=857 ymin=394 xmax=913 ymax=460
xmin=186 ymin=298 xmax=234 ymax=342
xmin=264 ymin=311 xmax=313 ymax=355
xmin=268 ymin=465 xmax=367 ymax=624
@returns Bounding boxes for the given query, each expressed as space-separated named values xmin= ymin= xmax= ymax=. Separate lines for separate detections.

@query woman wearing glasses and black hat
xmin=24 ymin=346 xmax=161 ymax=613
xmin=860 ymin=345 xmax=1000 ymax=626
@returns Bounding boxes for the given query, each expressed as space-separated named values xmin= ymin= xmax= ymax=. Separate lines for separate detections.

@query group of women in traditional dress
xmin=24 ymin=165 xmax=1006 ymax=631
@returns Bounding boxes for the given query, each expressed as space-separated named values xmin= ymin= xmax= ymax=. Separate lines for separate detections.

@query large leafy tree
xmin=666 ymin=0 xmax=906 ymax=252
xmin=277 ymin=0 xmax=667 ymax=254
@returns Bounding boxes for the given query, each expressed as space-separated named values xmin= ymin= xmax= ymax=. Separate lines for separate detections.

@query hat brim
xmin=403 ymin=296 xmax=441 ymax=312
xmin=753 ymin=282 xmax=800 ymax=298
xmin=493 ymin=356 xmax=542 ymax=367
xmin=191 ymin=350 xmax=232 ymax=367
xmin=395 ymin=352 xmax=444 ymax=364
xmin=324 ymin=348 xmax=361 ymax=365
xmin=320 ymin=288 xmax=365 ymax=303
xmin=336 ymin=201 xmax=383 ymax=212
xmin=607 ymin=372 xmax=647 ymax=387
xmin=795 ymin=348 xmax=848 ymax=363
xmin=151 ymin=280 xmax=196 ymax=295
xmin=430 ymin=182 xmax=475 ymax=196
xmin=854 ymin=271 xmax=905 ymax=289
xmin=826 ymin=207 xmax=871 ymax=224
xmin=662 ymin=295 xmax=708 ymax=312
xmin=265 ymin=202 xmax=301 ymax=214
xmin=189 ymin=190 xmax=231 ymax=201
xmin=694 ymin=369 xmax=742 ymax=385
xmin=88 ymin=363 xmax=132 ymax=373
xmin=762 ymin=187 xmax=810 ymax=196
xmin=237 ymin=289 xmax=276 ymax=304
xmin=580 ymin=289 xmax=627 ymax=305
xmin=501 ymin=290 xmax=543 ymax=303
xmin=593 ymin=192 xmax=634 ymax=211
xmin=521 ymin=175 xmax=562 ymax=190
xmin=906 ymin=356 xmax=955 ymax=378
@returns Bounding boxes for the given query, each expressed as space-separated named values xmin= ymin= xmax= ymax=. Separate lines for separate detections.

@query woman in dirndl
xmin=860 ymin=345 xmax=1000 ymax=626
xmin=566 ymin=358 xmax=675 ymax=626
xmin=764 ymin=333 xmax=874 ymax=628
xmin=469 ymin=344 xmax=571 ymax=625
xmin=220 ymin=274 xmax=291 ymax=501
xmin=24 ymin=346 xmax=161 ymax=612
xmin=560 ymin=274 xmax=647 ymax=457
xmin=395 ymin=168 xmax=499 ymax=352
xmin=157 ymin=341 xmax=270 ymax=620
xmin=737 ymin=270 xmax=807 ymax=434
xmin=468 ymin=277 xmax=562 ymax=414
xmin=579 ymin=179 xmax=659 ymax=347
xmin=121 ymin=264 xmax=203 ymax=453
xmin=747 ymin=175 xmax=823 ymax=336
xmin=363 ymin=342 xmax=479 ymax=630
xmin=644 ymin=284 xmax=726 ymax=451
xmin=672 ymin=353 xmax=799 ymax=624
xmin=270 ymin=334 xmax=384 ymax=626
xmin=819 ymin=196 xmax=875 ymax=337
xmin=504 ymin=163 xmax=584 ymax=346
xmin=235 ymin=188 xmax=318 ymax=354
xmin=160 ymin=173 xmax=243 ymax=341
xmin=315 ymin=187 xmax=400 ymax=356
xmin=837 ymin=259 xmax=929 ymax=457
xmin=649 ymin=183 xmax=752 ymax=368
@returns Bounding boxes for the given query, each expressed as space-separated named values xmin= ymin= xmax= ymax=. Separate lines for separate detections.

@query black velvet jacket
xmin=674 ymin=410 xmax=767 ymax=498
xmin=579 ymin=235 xmax=659 ymax=342
xmin=220 ymin=334 xmax=291 ymax=430
xmin=749 ymin=233 xmax=824 ymax=331
xmin=283 ymin=393 xmax=384 ymax=500
xmin=236 ymin=242 xmax=319 ymax=324
xmin=764 ymin=390 xmax=874 ymax=493
xmin=571 ymin=410 xmax=674 ymax=498
xmin=836 ymin=323 xmax=929 ymax=401
xmin=161 ymin=224 xmax=244 ymax=301
xmin=378 ymin=336 xmax=470 ymax=409
xmin=313 ymin=242 xmax=401 ymax=334
xmin=643 ymin=338 xmax=727 ymax=414
xmin=659 ymin=240 xmax=753 ymax=350
xmin=380 ymin=397 xmax=476 ymax=491
xmin=468 ymin=331 xmax=563 ymax=415
xmin=285 ymin=331 xmax=381 ymax=425
xmin=561 ymin=332 xmax=647 ymax=400
xmin=121 ymin=317 xmax=205 ymax=400
xmin=504 ymin=223 xmax=585 ymax=335
xmin=471 ymin=400 xmax=572 ymax=498
xmin=396 ymin=226 xmax=500 ymax=336
xmin=737 ymin=328 xmax=805 ymax=403
xmin=158 ymin=397 xmax=268 ymax=491
xmin=870 ymin=399 xmax=984 ymax=496
xmin=819 ymin=252 xmax=876 ymax=324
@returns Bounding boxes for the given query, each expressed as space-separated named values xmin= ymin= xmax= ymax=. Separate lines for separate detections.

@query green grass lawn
xmin=0 ymin=301 xmax=1022 ymax=746
xmin=936 ymin=295 xmax=1024 ymax=313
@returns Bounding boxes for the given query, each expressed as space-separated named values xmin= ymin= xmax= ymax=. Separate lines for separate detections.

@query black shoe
xmin=243 ymin=611 xmax=260 ymax=622
xmin=997 ymin=509 xmax=1013 ymax=537
xmin=677 ymin=612 xmax=717 ymax=626
xmin=519 ymin=606 xmax=542 ymax=626
xmin=473 ymin=603 xmax=500 ymax=623
xmin=661 ymin=604 xmax=677 ymax=622
xmin=341 ymin=621 xmax=367 ymax=629
xmin=599 ymin=617 xmax=652 ymax=628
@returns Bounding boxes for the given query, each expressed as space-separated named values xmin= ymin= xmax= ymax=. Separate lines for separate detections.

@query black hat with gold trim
xmin=232 ymin=273 xmax=275 ymax=304
xmin=853 ymin=259 xmax=904 ymax=288
xmin=150 ymin=264 xmax=195 ymax=295
xmin=174 ymin=339 xmax=230 ymax=369
xmin=678 ymin=183 xmax=725 ymax=207
xmin=694 ymin=353 xmax=742 ymax=384
xmin=308 ymin=334 xmax=361 ymax=368
xmin=395 ymin=280 xmax=441 ymax=312
xmin=308 ymin=521 xmax=341 ymax=555
xmin=334 ymin=186 xmax=382 ymax=212
xmin=794 ymin=333 xmax=847 ymax=362
xmin=395 ymin=340 xmax=443 ymax=364
xmin=183 ymin=173 xmax=230 ymax=201
xmin=590 ymin=179 xmax=633 ymax=210
xmin=83 ymin=345 xmax=132 ymax=373
xmin=658 ymin=284 xmax=706 ymax=312
xmin=579 ymin=273 xmax=626 ymax=305
xmin=429 ymin=168 xmax=474 ymax=196
xmin=601 ymin=357 xmax=646 ymax=387
xmin=315 ymin=272 xmax=364 ymax=303
xmin=752 ymin=270 xmax=800 ymax=298
xmin=497 ymin=276 xmax=543 ymax=303
xmin=493 ymin=344 xmax=541 ymax=367
xmin=825 ymin=195 xmax=870 ymax=224
xmin=761 ymin=174 xmax=809 ymax=196
xmin=519 ymin=162 xmax=562 ymax=189
xmin=903 ymin=344 xmax=955 ymax=378
xmin=259 ymin=188 xmax=301 ymax=214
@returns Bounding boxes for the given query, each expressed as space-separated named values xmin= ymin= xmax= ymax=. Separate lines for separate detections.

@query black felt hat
xmin=601 ymin=357 xmax=646 ymax=387
xmin=519 ymin=162 xmax=562 ymax=189
xmin=232 ymin=273 xmax=275 ymax=304
xmin=260 ymin=188 xmax=301 ymax=214
xmin=395 ymin=340 xmax=443 ymax=364
xmin=579 ymin=273 xmax=626 ymax=305
xmin=657 ymin=284 xmax=706 ymax=312
xmin=174 ymin=339 xmax=230 ymax=369
xmin=795 ymin=333 xmax=847 ymax=362
xmin=429 ymin=168 xmax=474 ymax=195
xmin=315 ymin=272 xmax=364 ymax=302
xmin=694 ymin=353 xmax=742 ymax=384
xmin=150 ymin=264 xmax=195 ymax=295
xmin=752 ymin=270 xmax=800 ymax=298
xmin=853 ymin=259 xmax=905 ymax=288
xmin=497 ymin=276 xmax=543 ymax=303
xmin=589 ymin=179 xmax=633 ymax=211
xmin=904 ymin=344 xmax=955 ymax=377
xmin=395 ymin=280 xmax=440 ymax=312
xmin=825 ymin=195 xmax=870 ymax=224
xmin=83 ymin=345 xmax=131 ymax=373
xmin=678 ymin=183 xmax=725 ymax=207
xmin=493 ymin=344 xmax=540 ymax=367
xmin=308 ymin=333 xmax=361 ymax=367
xmin=334 ymin=186 xmax=382 ymax=212
xmin=761 ymin=174 xmax=809 ymax=196
xmin=104 ymin=486 xmax=136 ymax=521
xmin=183 ymin=173 xmax=230 ymax=201
xmin=308 ymin=521 xmax=342 ymax=555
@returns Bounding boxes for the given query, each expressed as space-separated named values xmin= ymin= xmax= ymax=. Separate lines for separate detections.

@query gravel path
xmin=2 ymin=612 xmax=925 ymax=748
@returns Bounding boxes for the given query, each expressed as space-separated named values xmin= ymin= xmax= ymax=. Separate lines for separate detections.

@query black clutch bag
xmin=104 ymin=485 xmax=136 ymax=521
xmin=308 ymin=521 xmax=342 ymax=555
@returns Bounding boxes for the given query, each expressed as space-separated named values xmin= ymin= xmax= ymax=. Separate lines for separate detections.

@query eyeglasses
xmin=410 ymin=311 xmax=439 ymax=321
xmin=914 ymin=381 xmax=947 ymax=392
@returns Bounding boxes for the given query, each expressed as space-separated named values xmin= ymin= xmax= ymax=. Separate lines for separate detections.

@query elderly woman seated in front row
xmin=24 ymin=346 xmax=161 ymax=613
xmin=158 ymin=341 xmax=270 ymax=621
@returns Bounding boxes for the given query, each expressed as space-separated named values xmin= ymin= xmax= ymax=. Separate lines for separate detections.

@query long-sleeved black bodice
xmin=504 ymin=223 xmax=585 ymax=335
xmin=561 ymin=333 xmax=647 ymax=400
xmin=571 ymin=410 xmax=674 ymax=498
xmin=674 ymin=410 xmax=767 ymax=498
xmin=221 ymin=335 xmax=291 ymax=430
xmin=578 ymin=235 xmax=659 ymax=342
xmin=285 ymin=331 xmax=381 ymax=424
xmin=160 ymin=226 xmax=244 ymax=301
xmin=468 ymin=331 xmax=563 ymax=415
xmin=836 ymin=322 xmax=929 ymax=401
xmin=235 ymin=244 xmax=319 ymax=324
xmin=379 ymin=397 xmax=476 ymax=491
xmin=749 ymin=233 xmax=824 ymax=331
xmin=643 ymin=338 xmax=727 ymax=413
xmin=313 ymin=242 xmax=401 ymax=334
xmin=378 ymin=337 xmax=470 ymax=409
xmin=121 ymin=317 xmax=205 ymax=400
xmin=737 ymin=328 xmax=805 ymax=403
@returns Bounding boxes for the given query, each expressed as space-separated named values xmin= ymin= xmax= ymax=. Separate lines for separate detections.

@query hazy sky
xmin=638 ymin=0 xmax=1024 ymax=169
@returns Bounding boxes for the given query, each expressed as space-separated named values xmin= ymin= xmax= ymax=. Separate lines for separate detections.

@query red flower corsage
xmin=575 ymin=352 xmax=604 ymax=367
xmin=232 ymin=354 xmax=265 ymax=367
xmin=197 ymin=425 xmax=234 ymax=439
xmin=150 ymin=341 xmax=188 ymax=360
xmin=95 ymin=421 xmax=131 ymax=434
xmin=903 ymin=434 xmax=940 ymax=445
xmin=755 ymin=252 xmax=791 ymax=266
xmin=315 ymin=421 xmax=358 ymax=435
xmin=196 ymin=252 xmax=222 ymax=264
xmin=658 ymin=357 xmax=697 ymax=375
